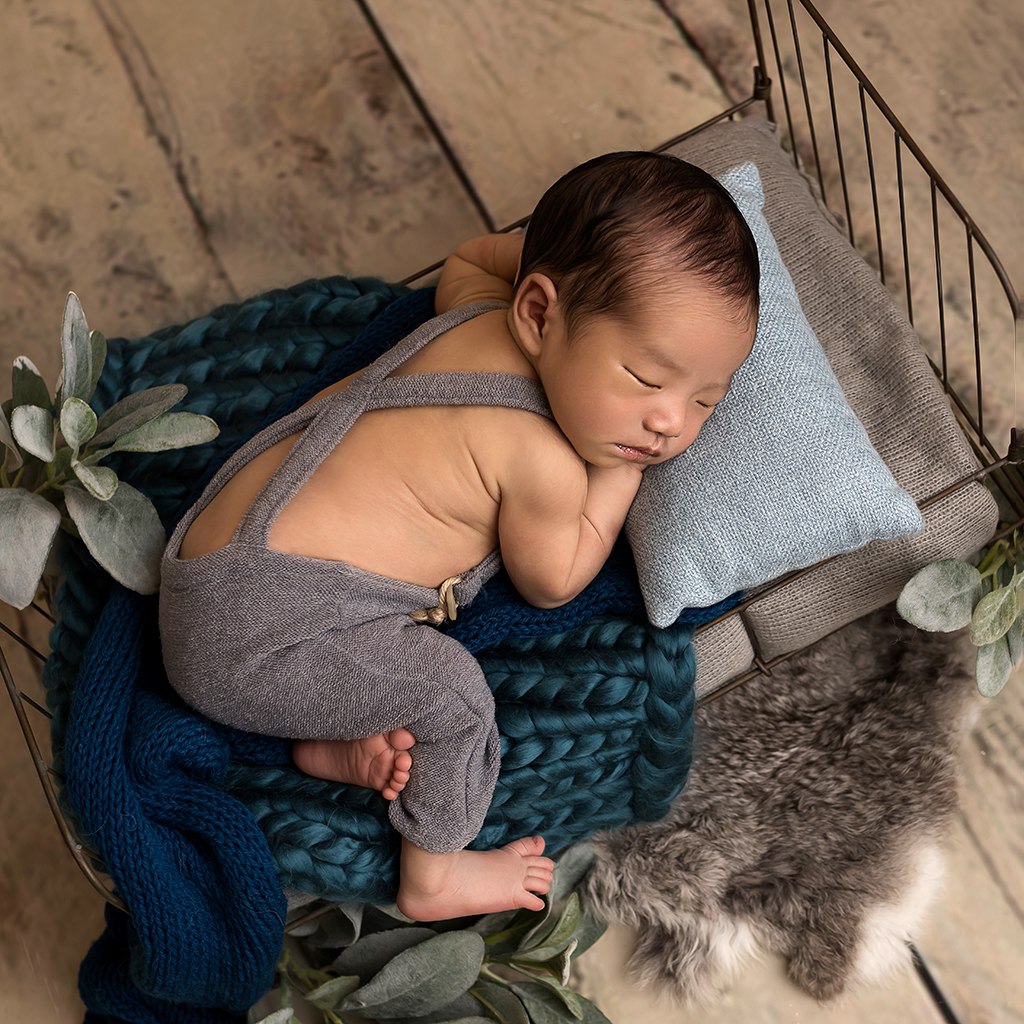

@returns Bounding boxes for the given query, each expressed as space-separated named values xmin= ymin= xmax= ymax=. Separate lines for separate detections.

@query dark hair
xmin=514 ymin=151 xmax=760 ymax=335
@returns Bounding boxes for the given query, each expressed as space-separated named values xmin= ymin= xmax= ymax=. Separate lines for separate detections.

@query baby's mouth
xmin=615 ymin=444 xmax=660 ymax=462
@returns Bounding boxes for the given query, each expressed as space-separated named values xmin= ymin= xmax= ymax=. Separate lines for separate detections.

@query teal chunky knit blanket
xmin=41 ymin=278 xmax=733 ymax=1022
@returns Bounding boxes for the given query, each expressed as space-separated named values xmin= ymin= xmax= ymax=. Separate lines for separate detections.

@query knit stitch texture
xmin=41 ymin=278 xmax=737 ymax=1019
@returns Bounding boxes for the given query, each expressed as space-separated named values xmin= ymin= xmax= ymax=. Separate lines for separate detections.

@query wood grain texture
xmin=0 ymin=605 xmax=102 ymax=1024
xmin=572 ymin=921 xmax=948 ymax=1024
xmin=366 ymin=0 xmax=731 ymax=226
xmin=958 ymin=675 xmax=1024 ymax=921
xmin=914 ymin=807 xmax=1024 ymax=1022
xmin=0 ymin=0 xmax=233 ymax=385
xmin=101 ymin=0 xmax=486 ymax=295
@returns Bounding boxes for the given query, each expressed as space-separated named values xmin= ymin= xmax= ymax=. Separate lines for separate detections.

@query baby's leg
xmin=397 ymin=835 xmax=555 ymax=921
xmin=293 ymin=729 xmax=415 ymax=800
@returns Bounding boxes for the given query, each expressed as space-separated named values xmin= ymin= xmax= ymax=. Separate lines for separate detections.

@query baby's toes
xmin=389 ymin=728 xmax=416 ymax=751
xmin=525 ymin=865 xmax=553 ymax=892
xmin=507 ymin=835 xmax=546 ymax=858
xmin=516 ymin=889 xmax=546 ymax=911
xmin=394 ymin=749 xmax=413 ymax=773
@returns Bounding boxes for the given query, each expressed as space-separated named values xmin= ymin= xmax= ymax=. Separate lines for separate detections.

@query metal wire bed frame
xmin=2 ymin=0 xmax=1021 ymax=931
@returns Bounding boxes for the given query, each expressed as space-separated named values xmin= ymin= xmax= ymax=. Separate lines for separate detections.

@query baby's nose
xmin=644 ymin=404 xmax=685 ymax=439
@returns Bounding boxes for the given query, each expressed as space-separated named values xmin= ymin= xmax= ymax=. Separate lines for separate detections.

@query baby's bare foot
xmin=292 ymin=729 xmax=415 ymax=800
xmin=397 ymin=836 xmax=554 ymax=921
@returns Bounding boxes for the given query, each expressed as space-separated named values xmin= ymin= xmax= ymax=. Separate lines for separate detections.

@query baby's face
xmin=538 ymin=287 xmax=755 ymax=468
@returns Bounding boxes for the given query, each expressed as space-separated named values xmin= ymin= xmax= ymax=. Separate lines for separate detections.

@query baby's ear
xmin=512 ymin=273 xmax=560 ymax=356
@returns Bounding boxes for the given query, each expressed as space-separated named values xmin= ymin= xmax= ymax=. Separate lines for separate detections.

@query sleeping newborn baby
xmin=159 ymin=151 xmax=759 ymax=921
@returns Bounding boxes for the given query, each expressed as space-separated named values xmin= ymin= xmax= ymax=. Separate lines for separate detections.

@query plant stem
xmin=33 ymin=478 xmax=65 ymax=498
xmin=479 ymin=965 xmax=515 ymax=986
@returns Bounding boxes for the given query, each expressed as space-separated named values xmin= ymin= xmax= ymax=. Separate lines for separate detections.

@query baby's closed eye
xmin=625 ymin=367 xmax=660 ymax=389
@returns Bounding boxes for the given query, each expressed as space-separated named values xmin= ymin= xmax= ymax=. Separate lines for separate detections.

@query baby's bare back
xmin=178 ymin=309 xmax=572 ymax=588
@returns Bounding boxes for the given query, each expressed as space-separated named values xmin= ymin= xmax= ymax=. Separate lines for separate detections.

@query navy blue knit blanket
xmin=41 ymin=279 xmax=738 ymax=1023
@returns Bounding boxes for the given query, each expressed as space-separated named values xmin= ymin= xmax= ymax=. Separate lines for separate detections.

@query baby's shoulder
xmin=481 ymin=408 xmax=586 ymax=497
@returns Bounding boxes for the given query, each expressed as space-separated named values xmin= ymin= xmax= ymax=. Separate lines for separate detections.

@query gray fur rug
xmin=580 ymin=605 xmax=978 ymax=1003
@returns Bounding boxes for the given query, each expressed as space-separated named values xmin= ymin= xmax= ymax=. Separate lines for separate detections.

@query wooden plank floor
xmin=1 ymin=1 xmax=1022 ymax=1021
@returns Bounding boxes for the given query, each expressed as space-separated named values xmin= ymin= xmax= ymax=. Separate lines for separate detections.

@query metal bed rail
xmin=1 ymin=0 xmax=1021 ymax=913
xmin=687 ymin=0 xmax=1023 ymax=705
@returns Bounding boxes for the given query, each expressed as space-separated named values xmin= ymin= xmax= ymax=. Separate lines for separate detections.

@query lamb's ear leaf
xmin=299 ymin=902 xmax=364 ymax=947
xmin=510 ymin=980 xmax=584 ymax=1022
xmin=10 ymin=405 xmax=57 ymax=463
xmin=512 ymin=941 xmax=578 ymax=987
xmin=549 ymin=844 xmax=594 ymax=903
xmin=515 ymin=895 xmax=582 ymax=960
xmin=1007 ymin=617 xmax=1024 ymax=669
xmin=976 ymin=635 xmax=1013 ymax=697
xmin=303 ymin=975 xmax=361 ymax=1012
xmin=0 ymin=489 xmax=62 ymax=609
xmin=569 ymin=913 xmax=607 ymax=959
xmin=64 ymin=481 xmax=165 ymax=594
xmin=61 ymin=397 xmax=98 ymax=454
xmin=98 ymin=411 xmax=219 ymax=454
xmin=87 ymin=330 xmax=106 ymax=401
xmin=339 ymin=931 xmax=485 ymax=1019
xmin=970 ymin=584 xmax=1019 ymax=646
xmin=12 ymin=356 xmax=51 ymax=411
xmin=513 ymin=981 xmax=612 ymax=1024
xmin=330 ymin=927 xmax=436 ymax=979
xmin=71 ymin=462 xmax=118 ymax=501
xmin=91 ymin=383 xmax=188 ymax=448
xmin=470 ymin=980 xmax=531 ymax=1024
xmin=248 ymin=1010 xmax=296 ymax=1024
xmin=897 ymin=559 xmax=983 ymax=632
xmin=1 ymin=405 xmax=24 ymax=471
xmin=57 ymin=292 xmax=92 ymax=406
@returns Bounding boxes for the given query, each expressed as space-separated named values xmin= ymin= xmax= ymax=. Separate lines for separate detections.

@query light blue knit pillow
xmin=626 ymin=162 xmax=924 ymax=627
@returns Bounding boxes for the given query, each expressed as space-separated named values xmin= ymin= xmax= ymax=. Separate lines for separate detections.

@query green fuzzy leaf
xmin=512 ymin=941 xmax=577 ymax=986
xmin=472 ymin=909 xmax=521 ymax=938
xmin=303 ymin=974 xmax=361 ymax=1011
xmin=371 ymin=903 xmax=418 ymax=924
xmin=570 ymin=914 xmax=608 ymax=959
xmin=549 ymin=845 xmax=595 ymax=904
xmin=470 ymin=980 xmax=531 ymax=1024
xmin=97 ymin=411 xmax=219 ymax=455
xmin=339 ymin=931 xmax=485 ymax=1020
xmin=517 ymin=897 xmax=556 ymax=953
xmin=88 ymin=330 xmax=106 ymax=401
xmin=976 ymin=636 xmax=1013 ymax=698
xmin=0 ymin=405 xmax=24 ymax=471
xmin=249 ymin=1010 xmax=296 ymax=1024
xmin=482 ymin=906 xmax=549 ymax=957
xmin=509 ymin=981 xmax=582 ymax=1023
xmin=571 ymin=994 xmax=614 ymax=1024
xmin=12 ymin=355 xmax=51 ymax=411
xmin=91 ymin=383 xmax=189 ymax=448
xmin=535 ymin=895 xmax=581 ymax=954
xmin=376 ymin=992 xmax=488 ymax=1024
xmin=61 ymin=397 xmax=98 ymax=453
xmin=303 ymin=902 xmax=365 ymax=949
xmin=511 ymin=982 xmax=611 ymax=1024
xmin=57 ymin=292 xmax=92 ymax=405
xmin=0 ymin=489 xmax=62 ymax=609
xmin=331 ymin=927 xmax=436 ymax=980
xmin=408 ymin=1018 xmax=493 ymax=1024
xmin=10 ymin=405 xmax=57 ymax=462
xmin=896 ymin=559 xmax=982 ymax=632
xmin=63 ymin=480 xmax=165 ymax=593
xmin=970 ymin=584 xmax=1019 ymax=645
xmin=1007 ymin=617 xmax=1024 ymax=669
xmin=72 ymin=462 xmax=118 ymax=501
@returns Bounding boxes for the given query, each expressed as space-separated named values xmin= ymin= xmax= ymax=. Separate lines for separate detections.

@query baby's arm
xmin=499 ymin=445 xmax=643 ymax=609
xmin=435 ymin=234 xmax=525 ymax=313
